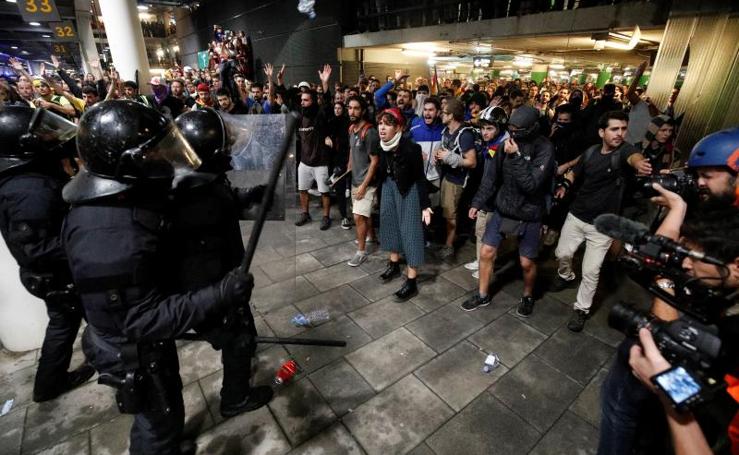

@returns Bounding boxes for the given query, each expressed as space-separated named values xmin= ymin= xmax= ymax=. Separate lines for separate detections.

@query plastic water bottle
xmin=291 ymin=309 xmax=330 ymax=327
xmin=297 ymin=0 xmax=316 ymax=19
xmin=482 ymin=353 xmax=500 ymax=374
xmin=274 ymin=360 xmax=299 ymax=385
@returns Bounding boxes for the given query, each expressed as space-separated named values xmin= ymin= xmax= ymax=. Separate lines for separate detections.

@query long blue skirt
xmin=379 ymin=178 xmax=425 ymax=267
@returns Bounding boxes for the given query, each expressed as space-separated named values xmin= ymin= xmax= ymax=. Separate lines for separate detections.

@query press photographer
xmin=597 ymin=127 xmax=739 ymax=455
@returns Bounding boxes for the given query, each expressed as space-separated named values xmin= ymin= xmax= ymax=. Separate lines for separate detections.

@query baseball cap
xmin=149 ymin=76 xmax=162 ymax=86
xmin=297 ymin=81 xmax=310 ymax=89
xmin=196 ymin=83 xmax=210 ymax=92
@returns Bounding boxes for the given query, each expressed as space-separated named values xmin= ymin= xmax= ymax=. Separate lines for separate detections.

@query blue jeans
xmin=598 ymin=339 xmax=668 ymax=455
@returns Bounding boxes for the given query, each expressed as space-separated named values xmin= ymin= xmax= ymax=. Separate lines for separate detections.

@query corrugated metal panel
xmin=675 ymin=15 xmax=739 ymax=152
xmin=647 ymin=16 xmax=695 ymax=111
xmin=708 ymin=18 xmax=739 ymax=131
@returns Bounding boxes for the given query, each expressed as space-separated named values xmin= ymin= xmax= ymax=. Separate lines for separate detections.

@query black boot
xmin=33 ymin=363 xmax=96 ymax=403
xmin=220 ymin=385 xmax=274 ymax=418
xmin=379 ymin=261 xmax=401 ymax=282
xmin=394 ymin=278 xmax=418 ymax=302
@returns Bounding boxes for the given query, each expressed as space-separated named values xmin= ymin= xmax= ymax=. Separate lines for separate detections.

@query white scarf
xmin=380 ymin=131 xmax=402 ymax=151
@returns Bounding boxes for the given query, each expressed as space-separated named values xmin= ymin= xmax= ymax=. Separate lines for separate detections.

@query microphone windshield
xmin=594 ymin=214 xmax=649 ymax=243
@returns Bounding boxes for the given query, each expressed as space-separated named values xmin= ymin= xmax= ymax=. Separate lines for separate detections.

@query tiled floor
xmin=0 ymin=208 xmax=649 ymax=454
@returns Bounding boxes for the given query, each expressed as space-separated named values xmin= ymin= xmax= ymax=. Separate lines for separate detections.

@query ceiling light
xmin=11 ymin=45 xmax=18 ymax=49
xmin=427 ymin=58 xmax=436 ymax=66
xmin=401 ymin=49 xmax=436 ymax=58
xmin=42 ymin=34 xmax=51 ymax=38
xmin=137 ymin=4 xmax=149 ymax=10
xmin=6 ymin=0 xmax=18 ymax=3
xmin=20 ymin=50 xmax=29 ymax=55
xmin=549 ymin=63 xmax=565 ymax=70
xmin=29 ymin=22 xmax=41 ymax=26
xmin=513 ymin=56 xmax=533 ymax=67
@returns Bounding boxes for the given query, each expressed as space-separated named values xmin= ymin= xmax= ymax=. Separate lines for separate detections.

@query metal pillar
xmin=74 ymin=0 xmax=103 ymax=79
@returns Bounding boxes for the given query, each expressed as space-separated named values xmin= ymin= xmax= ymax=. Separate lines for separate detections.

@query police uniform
xmin=0 ymin=106 xmax=92 ymax=402
xmin=62 ymin=100 xmax=253 ymax=455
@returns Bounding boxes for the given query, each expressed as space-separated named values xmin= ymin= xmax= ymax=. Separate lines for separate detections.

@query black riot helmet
xmin=63 ymin=100 xmax=201 ymax=203
xmin=175 ymin=108 xmax=232 ymax=173
xmin=478 ymin=105 xmax=508 ymax=137
xmin=0 ymin=105 xmax=77 ymax=175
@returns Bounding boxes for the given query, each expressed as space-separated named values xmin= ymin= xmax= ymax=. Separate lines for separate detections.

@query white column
xmin=74 ymin=0 xmax=103 ymax=79
xmin=97 ymin=0 xmax=152 ymax=93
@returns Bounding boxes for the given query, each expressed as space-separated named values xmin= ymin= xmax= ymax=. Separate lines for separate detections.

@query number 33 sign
xmin=17 ymin=0 xmax=61 ymax=21
xmin=50 ymin=21 xmax=77 ymax=42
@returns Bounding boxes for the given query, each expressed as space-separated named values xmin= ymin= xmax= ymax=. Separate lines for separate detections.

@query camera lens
xmin=608 ymin=303 xmax=651 ymax=336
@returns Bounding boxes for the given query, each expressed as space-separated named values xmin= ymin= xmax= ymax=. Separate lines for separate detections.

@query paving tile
xmin=89 ymin=414 xmax=133 ymax=455
xmin=286 ymin=422 xmax=365 ymax=455
xmin=440 ymin=265 xmax=478 ymax=291
xmin=467 ymin=314 xmax=547 ymax=368
xmin=255 ymin=315 xmax=277 ymax=353
xmin=426 ymin=393 xmax=540 ymax=455
xmin=283 ymin=315 xmax=372 ymax=374
xmin=194 ymin=404 xmax=291 ymax=455
xmin=533 ymin=327 xmax=614 ymax=385
xmin=509 ymin=295 xmax=570 ymax=335
xmin=415 ymin=341 xmax=508 ymax=412
xmin=582 ymin=300 xmax=629 ymax=348
xmin=182 ymin=381 xmax=216 ymax=438
xmin=263 ymin=303 xmax=308 ymax=338
xmin=308 ymin=359 xmax=375 ymax=417
xmin=293 ymin=285 xmax=370 ymax=317
xmin=275 ymin=236 xmax=328 ymax=258
xmin=358 ymin=255 xmax=389 ymax=275
xmin=252 ymin=276 xmax=320 ymax=313
xmin=408 ymin=277 xmax=467 ymax=313
xmin=259 ymin=253 xmax=325 ymax=283
xmin=253 ymin=244 xmax=287 ymax=265
xmin=0 ymin=349 xmax=37 ymax=377
xmin=304 ymin=263 xmax=368 ymax=292
xmin=268 ymin=378 xmax=336 ymax=446
xmin=348 ymin=272 xmax=400 ymax=303
xmin=406 ymin=305 xmax=484 ymax=353
xmin=178 ymin=340 xmax=224 ymax=386
xmin=23 ymin=381 xmax=119 ymax=453
xmin=343 ymin=375 xmax=453 ymax=455
xmin=346 ymin=328 xmax=436 ymax=392
xmin=570 ymin=368 xmax=608 ymax=429
xmin=529 ymin=411 xmax=599 ymax=455
xmin=34 ymin=431 xmax=90 ymax=455
xmin=0 ymin=407 xmax=25 ymax=455
xmin=347 ymin=297 xmax=425 ymax=339
xmin=308 ymin=241 xmax=358 ymax=267
xmin=253 ymin=266 xmax=275 ymax=290
xmin=407 ymin=442 xmax=435 ymax=455
xmin=490 ymin=355 xmax=582 ymax=432
xmin=0 ymin=365 xmax=35 ymax=411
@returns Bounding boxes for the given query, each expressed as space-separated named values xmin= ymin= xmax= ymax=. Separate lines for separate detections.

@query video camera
xmin=633 ymin=169 xmax=696 ymax=199
xmin=595 ymin=214 xmax=736 ymax=411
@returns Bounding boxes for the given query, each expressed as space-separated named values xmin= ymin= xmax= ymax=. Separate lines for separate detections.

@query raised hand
xmin=50 ymin=54 xmax=60 ymax=68
xmin=9 ymin=57 xmax=23 ymax=71
xmin=277 ymin=64 xmax=286 ymax=82
xmin=318 ymin=64 xmax=332 ymax=83
xmin=263 ymin=62 xmax=274 ymax=79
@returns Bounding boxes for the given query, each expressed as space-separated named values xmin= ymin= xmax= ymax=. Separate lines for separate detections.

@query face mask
xmin=556 ymin=121 xmax=571 ymax=128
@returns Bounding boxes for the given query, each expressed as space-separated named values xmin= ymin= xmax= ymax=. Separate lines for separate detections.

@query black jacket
xmin=378 ymin=136 xmax=431 ymax=209
xmin=472 ymin=135 xmax=555 ymax=222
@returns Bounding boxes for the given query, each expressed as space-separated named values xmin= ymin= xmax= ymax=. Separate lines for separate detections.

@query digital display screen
xmin=655 ymin=366 xmax=701 ymax=404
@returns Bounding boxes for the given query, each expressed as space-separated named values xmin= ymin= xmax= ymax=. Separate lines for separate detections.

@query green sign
xmin=197 ymin=51 xmax=209 ymax=70
xmin=595 ymin=71 xmax=612 ymax=89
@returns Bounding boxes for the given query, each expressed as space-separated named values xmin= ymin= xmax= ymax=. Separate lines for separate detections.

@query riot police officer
xmin=171 ymin=108 xmax=273 ymax=417
xmin=62 ymin=100 xmax=253 ymax=455
xmin=0 ymin=105 xmax=94 ymax=402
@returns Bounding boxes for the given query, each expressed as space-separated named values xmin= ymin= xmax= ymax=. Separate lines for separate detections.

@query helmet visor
xmin=29 ymin=109 xmax=77 ymax=149
xmin=144 ymin=125 xmax=202 ymax=179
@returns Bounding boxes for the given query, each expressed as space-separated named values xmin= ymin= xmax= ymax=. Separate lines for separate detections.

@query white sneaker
xmin=347 ymin=252 xmax=368 ymax=267
xmin=472 ymin=270 xmax=479 ymax=279
xmin=354 ymin=237 xmax=377 ymax=245
xmin=464 ymin=260 xmax=479 ymax=271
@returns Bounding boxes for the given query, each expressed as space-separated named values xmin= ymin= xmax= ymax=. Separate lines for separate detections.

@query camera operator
xmin=597 ymin=128 xmax=739 ymax=455
xmin=627 ymin=208 xmax=739 ymax=455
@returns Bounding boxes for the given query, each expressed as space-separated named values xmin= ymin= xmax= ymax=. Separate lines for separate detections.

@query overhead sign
xmin=49 ymin=21 xmax=77 ymax=42
xmin=17 ymin=0 xmax=61 ymax=22
xmin=51 ymin=43 xmax=70 ymax=56
xmin=473 ymin=57 xmax=492 ymax=68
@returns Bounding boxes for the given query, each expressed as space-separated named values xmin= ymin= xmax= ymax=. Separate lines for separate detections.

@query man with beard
xmin=460 ymin=105 xmax=554 ymax=314
xmin=295 ymin=64 xmax=333 ymax=230
xmin=686 ymin=127 xmax=739 ymax=209
xmin=552 ymin=111 xmax=651 ymax=331
xmin=345 ymin=96 xmax=380 ymax=267
xmin=395 ymin=88 xmax=416 ymax=126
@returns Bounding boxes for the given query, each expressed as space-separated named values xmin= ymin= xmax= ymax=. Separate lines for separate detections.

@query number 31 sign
xmin=17 ymin=0 xmax=61 ymax=22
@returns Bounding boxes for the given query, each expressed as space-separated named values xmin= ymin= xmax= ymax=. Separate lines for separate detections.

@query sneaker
xmin=354 ymin=236 xmax=377 ymax=245
xmin=320 ymin=216 xmax=331 ymax=230
xmin=516 ymin=296 xmax=535 ymax=317
xmin=438 ymin=245 xmax=454 ymax=259
xmin=220 ymin=385 xmax=274 ymax=418
xmin=464 ymin=260 xmax=479 ymax=271
xmin=549 ymin=276 xmax=576 ymax=292
xmin=460 ymin=293 xmax=492 ymax=312
xmin=295 ymin=212 xmax=311 ymax=226
xmin=567 ymin=309 xmax=588 ymax=332
xmin=341 ymin=217 xmax=353 ymax=230
xmin=347 ymin=251 xmax=368 ymax=267
xmin=472 ymin=270 xmax=479 ymax=279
